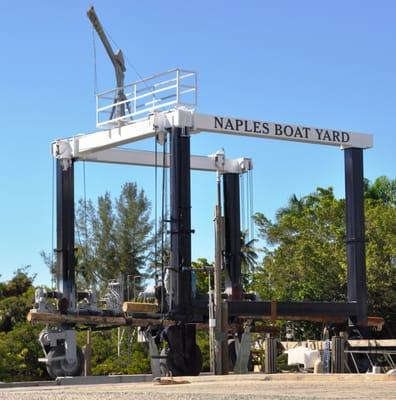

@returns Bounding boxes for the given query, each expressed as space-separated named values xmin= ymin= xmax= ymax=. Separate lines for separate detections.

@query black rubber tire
xmin=165 ymin=344 xmax=202 ymax=376
xmin=187 ymin=344 xmax=203 ymax=376
xmin=46 ymin=346 xmax=84 ymax=379
xmin=228 ymin=339 xmax=237 ymax=371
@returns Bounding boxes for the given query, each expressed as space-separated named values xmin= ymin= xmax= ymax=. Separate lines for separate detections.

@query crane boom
xmin=87 ymin=6 xmax=130 ymax=120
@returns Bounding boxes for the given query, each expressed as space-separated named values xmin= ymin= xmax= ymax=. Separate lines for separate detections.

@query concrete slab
xmin=0 ymin=374 xmax=153 ymax=389
xmin=1 ymin=373 xmax=396 ymax=400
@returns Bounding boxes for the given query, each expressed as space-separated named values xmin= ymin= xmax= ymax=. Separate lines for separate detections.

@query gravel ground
xmin=1 ymin=375 xmax=396 ymax=400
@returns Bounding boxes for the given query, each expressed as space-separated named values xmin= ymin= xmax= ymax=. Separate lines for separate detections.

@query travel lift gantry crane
xmin=32 ymin=143 xmax=252 ymax=378
xmin=28 ymin=7 xmax=374 ymax=378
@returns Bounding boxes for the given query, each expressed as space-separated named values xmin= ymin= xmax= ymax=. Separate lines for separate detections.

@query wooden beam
xmin=28 ymin=311 xmax=222 ymax=331
xmin=368 ymin=316 xmax=384 ymax=330
xmin=122 ymin=302 xmax=158 ymax=314
xmin=28 ymin=311 xmax=127 ymax=326
xmin=28 ymin=311 xmax=176 ymax=328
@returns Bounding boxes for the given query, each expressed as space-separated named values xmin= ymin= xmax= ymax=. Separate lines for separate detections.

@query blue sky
xmin=0 ymin=1 xmax=394 ymax=285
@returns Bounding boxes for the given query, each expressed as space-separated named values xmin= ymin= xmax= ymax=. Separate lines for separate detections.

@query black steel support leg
xmin=223 ymin=173 xmax=242 ymax=300
xmin=169 ymin=127 xmax=192 ymax=318
xmin=56 ymin=159 xmax=76 ymax=313
xmin=165 ymin=127 xmax=202 ymax=375
xmin=344 ymin=148 xmax=367 ymax=326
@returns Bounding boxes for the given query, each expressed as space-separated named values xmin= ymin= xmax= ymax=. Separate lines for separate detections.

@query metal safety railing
xmin=96 ymin=68 xmax=197 ymax=128
xmin=345 ymin=349 xmax=396 ymax=373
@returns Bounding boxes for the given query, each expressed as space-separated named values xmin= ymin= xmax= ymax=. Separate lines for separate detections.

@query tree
xmin=252 ymin=179 xmax=396 ymax=334
xmin=75 ymin=182 xmax=153 ymax=298
xmin=253 ymin=187 xmax=346 ymax=303
xmin=148 ymin=217 xmax=171 ymax=284
xmin=79 ymin=328 xmax=150 ymax=376
xmin=240 ymin=230 xmax=259 ymax=289
xmin=0 ymin=267 xmax=36 ymax=332
xmin=365 ymin=202 xmax=396 ymax=320
xmin=0 ymin=269 xmax=47 ymax=382
xmin=365 ymin=176 xmax=396 ymax=206
xmin=192 ymin=257 xmax=213 ymax=294
xmin=75 ymin=197 xmax=106 ymax=288
xmin=114 ymin=183 xmax=152 ymax=287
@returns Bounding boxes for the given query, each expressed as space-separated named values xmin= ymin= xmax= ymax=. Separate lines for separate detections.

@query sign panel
xmin=194 ymin=114 xmax=373 ymax=149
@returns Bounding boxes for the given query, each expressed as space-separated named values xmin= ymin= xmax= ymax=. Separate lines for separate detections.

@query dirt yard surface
xmin=1 ymin=374 xmax=396 ymax=400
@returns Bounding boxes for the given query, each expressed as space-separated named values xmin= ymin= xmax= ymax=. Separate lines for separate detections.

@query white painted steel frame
xmin=96 ymin=69 xmax=197 ymax=128
xmin=194 ymin=114 xmax=373 ymax=149
xmin=56 ymin=109 xmax=373 ymax=162
xmin=79 ymin=148 xmax=252 ymax=174
xmin=73 ymin=117 xmax=157 ymax=155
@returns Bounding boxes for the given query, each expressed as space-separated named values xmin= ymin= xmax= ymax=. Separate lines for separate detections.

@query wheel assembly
xmin=46 ymin=345 xmax=84 ymax=379
xmin=161 ymin=324 xmax=202 ymax=376
xmin=165 ymin=344 xmax=202 ymax=376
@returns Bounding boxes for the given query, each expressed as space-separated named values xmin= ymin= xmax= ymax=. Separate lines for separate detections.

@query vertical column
xmin=84 ymin=329 xmax=92 ymax=376
xmin=220 ymin=301 xmax=229 ymax=375
xmin=331 ymin=336 xmax=345 ymax=373
xmin=223 ymin=173 xmax=242 ymax=300
xmin=344 ymin=148 xmax=367 ymax=326
xmin=169 ymin=127 xmax=192 ymax=318
xmin=264 ymin=336 xmax=278 ymax=374
xmin=214 ymin=201 xmax=223 ymax=374
xmin=56 ymin=159 xmax=76 ymax=312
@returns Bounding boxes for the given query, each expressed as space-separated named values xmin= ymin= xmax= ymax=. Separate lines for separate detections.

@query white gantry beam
xmin=54 ymin=109 xmax=193 ymax=159
xmin=79 ymin=148 xmax=252 ymax=174
xmin=193 ymin=113 xmax=373 ymax=149
xmin=75 ymin=116 xmax=157 ymax=155
xmin=53 ymin=109 xmax=373 ymax=163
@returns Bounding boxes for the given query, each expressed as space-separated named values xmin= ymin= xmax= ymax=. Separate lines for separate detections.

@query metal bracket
xmin=233 ymin=330 xmax=252 ymax=374
xmin=212 ymin=148 xmax=225 ymax=172
xmin=38 ymin=328 xmax=77 ymax=364
xmin=147 ymin=334 xmax=162 ymax=379
xmin=53 ymin=140 xmax=73 ymax=171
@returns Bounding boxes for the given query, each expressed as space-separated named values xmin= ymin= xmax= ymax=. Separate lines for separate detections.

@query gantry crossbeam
xmin=79 ymin=148 xmax=252 ymax=174
xmin=54 ymin=109 xmax=373 ymax=162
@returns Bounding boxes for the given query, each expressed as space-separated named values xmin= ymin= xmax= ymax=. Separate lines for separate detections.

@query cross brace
xmin=77 ymin=148 xmax=252 ymax=174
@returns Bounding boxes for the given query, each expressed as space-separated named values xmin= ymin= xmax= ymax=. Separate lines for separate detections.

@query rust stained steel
xmin=227 ymin=300 xmax=358 ymax=323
